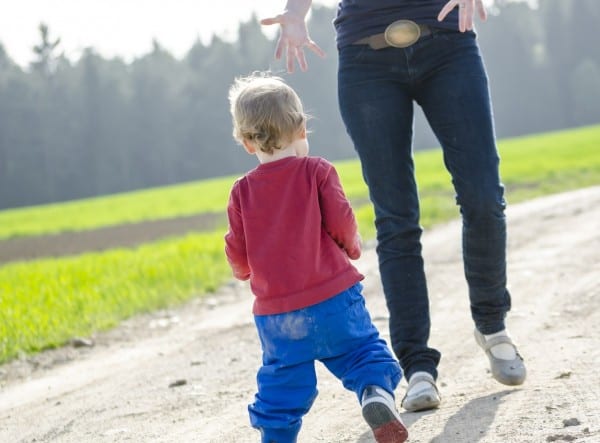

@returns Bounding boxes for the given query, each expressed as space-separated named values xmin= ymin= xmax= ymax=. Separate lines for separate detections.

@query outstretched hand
xmin=261 ymin=11 xmax=325 ymax=73
xmin=438 ymin=0 xmax=487 ymax=32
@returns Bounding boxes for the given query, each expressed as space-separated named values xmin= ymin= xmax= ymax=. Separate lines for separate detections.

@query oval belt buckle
xmin=384 ymin=20 xmax=421 ymax=48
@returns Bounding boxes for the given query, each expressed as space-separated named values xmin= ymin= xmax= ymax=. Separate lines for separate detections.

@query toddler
xmin=225 ymin=73 xmax=408 ymax=443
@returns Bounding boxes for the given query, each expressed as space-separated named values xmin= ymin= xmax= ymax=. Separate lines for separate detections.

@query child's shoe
xmin=361 ymin=386 xmax=408 ymax=443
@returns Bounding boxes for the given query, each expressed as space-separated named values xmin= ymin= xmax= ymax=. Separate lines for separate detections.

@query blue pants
xmin=250 ymin=283 xmax=401 ymax=443
xmin=338 ymin=29 xmax=511 ymax=381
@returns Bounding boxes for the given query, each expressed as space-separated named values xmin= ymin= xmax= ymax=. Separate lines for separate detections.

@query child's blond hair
xmin=228 ymin=73 xmax=307 ymax=155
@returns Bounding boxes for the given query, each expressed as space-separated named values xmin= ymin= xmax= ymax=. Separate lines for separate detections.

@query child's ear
xmin=299 ymin=126 xmax=307 ymax=139
xmin=242 ymin=139 xmax=257 ymax=155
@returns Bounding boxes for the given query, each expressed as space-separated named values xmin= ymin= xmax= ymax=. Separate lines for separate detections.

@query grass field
xmin=0 ymin=177 xmax=235 ymax=241
xmin=0 ymin=233 xmax=228 ymax=363
xmin=340 ymin=124 xmax=600 ymax=238
xmin=1 ymin=124 xmax=599 ymax=364
xmin=1 ymin=125 xmax=599 ymax=240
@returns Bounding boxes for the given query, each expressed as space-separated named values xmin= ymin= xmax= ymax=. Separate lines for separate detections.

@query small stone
xmin=71 ymin=337 xmax=94 ymax=348
xmin=556 ymin=371 xmax=572 ymax=379
xmin=562 ymin=418 xmax=580 ymax=427
xmin=547 ymin=435 xmax=576 ymax=442
xmin=169 ymin=379 xmax=187 ymax=388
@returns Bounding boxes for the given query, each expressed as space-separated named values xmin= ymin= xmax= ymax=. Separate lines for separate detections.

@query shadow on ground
xmin=356 ymin=390 xmax=515 ymax=442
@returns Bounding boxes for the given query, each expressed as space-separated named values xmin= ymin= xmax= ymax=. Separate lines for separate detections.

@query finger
xmin=260 ymin=15 xmax=283 ymax=26
xmin=476 ymin=0 xmax=487 ymax=21
xmin=287 ymin=45 xmax=296 ymax=73
xmin=296 ymin=49 xmax=308 ymax=72
xmin=465 ymin=0 xmax=474 ymax=31
xmin=437 ymin=0 xmax=456 ymax=22
xmin=274 ymin=36 xmax=284 ymax=60
xmin=459 ymin=1 xmax=467 ymax=32
xmin=306 ymin=40 xmax=326 ymax=58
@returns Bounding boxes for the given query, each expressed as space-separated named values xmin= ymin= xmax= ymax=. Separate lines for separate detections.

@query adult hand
xmin=438 ymin=0 xmax=487 ymax=32
xmin=261 ymin=10 xmax=325 ymax=73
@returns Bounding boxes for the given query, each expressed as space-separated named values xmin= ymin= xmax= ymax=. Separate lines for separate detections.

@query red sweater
xmin=225 ymin=156 xmax=364 ymax=315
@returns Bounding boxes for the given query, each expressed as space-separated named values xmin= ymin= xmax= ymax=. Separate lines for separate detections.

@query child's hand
xmin=346 ymin=234 xmax=362 ymax=260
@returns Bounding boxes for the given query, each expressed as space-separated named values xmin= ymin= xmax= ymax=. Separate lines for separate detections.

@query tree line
xmin=0 ymin=0 xmax=598 ymax=210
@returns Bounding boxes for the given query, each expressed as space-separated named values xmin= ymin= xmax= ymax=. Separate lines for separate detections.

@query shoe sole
xmin=362 ymin=402 xmax=409 ymax=443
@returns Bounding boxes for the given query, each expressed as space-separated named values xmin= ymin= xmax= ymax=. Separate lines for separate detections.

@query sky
xmin=0 ymin=0 xmax=339 ymax=68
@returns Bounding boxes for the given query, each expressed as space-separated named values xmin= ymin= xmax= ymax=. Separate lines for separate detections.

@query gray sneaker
xmin=401 ymin=372 xmax=441 ymax=412
xmin=361 ymin=386 xmax=408 ymax=443
xmin=474 ymin=329 xmax=526 ymax=385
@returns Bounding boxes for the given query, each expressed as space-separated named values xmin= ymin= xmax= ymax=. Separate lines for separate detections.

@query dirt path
xmin=1 ymin=186 xmax=599 ymax=443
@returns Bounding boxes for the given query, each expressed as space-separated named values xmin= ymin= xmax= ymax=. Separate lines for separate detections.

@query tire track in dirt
xmin=0 ymin=213 xmax=226 ymax=264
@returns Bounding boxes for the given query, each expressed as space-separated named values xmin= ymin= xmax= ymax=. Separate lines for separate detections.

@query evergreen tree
xmin=31 ymin=23 xmax=62 ymax=77
xmin=0 ymin=1 xmax=597 ymax=209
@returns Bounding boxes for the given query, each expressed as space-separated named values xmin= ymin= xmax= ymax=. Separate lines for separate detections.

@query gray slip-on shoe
xmin=474 ymin=329 xmax=526 ymax=386
xmin=400 ymin=372 xmax=441 ymax=412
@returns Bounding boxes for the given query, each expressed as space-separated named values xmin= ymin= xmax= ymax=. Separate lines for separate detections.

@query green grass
xmin=0 ymin=125 xmax=598 ymax=241
xmin=498 ymin=125 xmax=600 ymax=198
xmin=0 ymin=175 xmax=236 ymax=240
xmin=0 ymin=124 xmax=599 ymax=364
xmin=337 ymin=125 xmax=600 ymax=238
xmin=0 ymin=232 xmax=229 ymax=363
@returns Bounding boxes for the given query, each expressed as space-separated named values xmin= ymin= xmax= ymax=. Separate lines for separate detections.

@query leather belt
xmin=353 ymin=20 xmax=432 ymax=50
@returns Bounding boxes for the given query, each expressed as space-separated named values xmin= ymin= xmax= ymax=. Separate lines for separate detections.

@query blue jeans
xmin=250 ymin=283 xmax=401 ymax=443
xmin=337 ymin=29 xmax=511 ymax=381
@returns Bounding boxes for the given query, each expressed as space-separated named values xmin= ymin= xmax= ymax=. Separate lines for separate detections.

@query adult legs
xmin=415 ymin=31 xmax=511 ymax=334
xmin=338 ymin=46 xmax=441 ymax=381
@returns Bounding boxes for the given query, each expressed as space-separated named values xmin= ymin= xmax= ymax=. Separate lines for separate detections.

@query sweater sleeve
xmin=318 ymin=160 xmax=362 ymax=260
xmin=224 ymin=183 xmax=250 ymax=280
